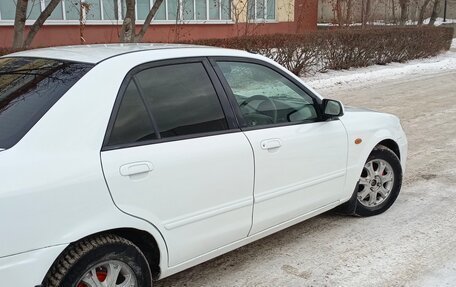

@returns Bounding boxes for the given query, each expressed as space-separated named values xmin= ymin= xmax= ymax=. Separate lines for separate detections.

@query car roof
xmin=4 ymin=43 xmax=244 ymax=64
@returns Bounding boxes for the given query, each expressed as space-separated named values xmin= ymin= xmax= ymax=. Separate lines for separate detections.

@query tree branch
xmin=135 ymin=0 xmax=164 ymax=42
xmin=24 ymin=0 xmax=61 ymax=48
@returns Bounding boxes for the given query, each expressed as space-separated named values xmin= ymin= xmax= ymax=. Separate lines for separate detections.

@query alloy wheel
xmin=357 ymin=159 xmax=395 ymax=208
xmin=76 ymin=260 xmax=137 ymax=287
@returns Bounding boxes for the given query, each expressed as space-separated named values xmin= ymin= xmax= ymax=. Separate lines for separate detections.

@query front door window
xmin=217 ymin=61 xmax=318 ymax=127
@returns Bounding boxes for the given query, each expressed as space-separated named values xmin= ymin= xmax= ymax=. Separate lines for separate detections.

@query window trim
xmin=247 ymin=0 xmax=275 ymax=21
xmin=101 ymin=57 xmax=239 ymax=152
xmin=0 ymin=19 xmax=235 ymax=26
xmin=0 ymin=0 xmax=234 ymax=23
xmin=208 ymin=56 xmax=325 ymax=131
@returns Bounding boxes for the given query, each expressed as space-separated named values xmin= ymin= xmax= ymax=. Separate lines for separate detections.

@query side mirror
xmin=322 ymin=99 xmax=344 ymax=119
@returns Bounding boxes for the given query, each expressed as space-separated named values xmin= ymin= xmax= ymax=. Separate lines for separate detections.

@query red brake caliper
xmin=96 ymin=270 xmax=108 ymax=282
xmin=77 ymin=268 xmax=107 ymax=287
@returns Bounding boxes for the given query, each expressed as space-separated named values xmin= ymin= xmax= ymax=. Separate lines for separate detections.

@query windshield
xmin=0 ymin=57 xmax=93 ymax=149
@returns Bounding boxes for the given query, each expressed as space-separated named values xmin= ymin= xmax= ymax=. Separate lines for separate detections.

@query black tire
xmin=42 ymin=234 xmax=153 ymax=287
xmin=353 ymin=145 xmax=403 ymax=217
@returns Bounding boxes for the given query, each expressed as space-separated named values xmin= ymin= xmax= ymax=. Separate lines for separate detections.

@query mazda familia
xmin=0 ymin=44 xmax=407 ymax=287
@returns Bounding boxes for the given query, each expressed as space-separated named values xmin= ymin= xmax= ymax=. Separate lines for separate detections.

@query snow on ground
xmin=422 ymin=17 xmax=456 ymax=26
xmin=303 ymin=39 xmax=456 ymax=93
xmin=318 ymin=18 xmax=456 ymax=27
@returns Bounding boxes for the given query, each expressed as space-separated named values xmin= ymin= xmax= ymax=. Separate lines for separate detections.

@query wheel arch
xmin=377 ymin=139 xmax=400 ymax=159
xmin=108 ymin=228 xmax=162 ymax=279
xmin=337 ymin=137 xmax=401 ymax=215
xmin=41 ymin=226 xmax=167 ymax=285
xmin=358 ymin=136 xmax=401 ymax=186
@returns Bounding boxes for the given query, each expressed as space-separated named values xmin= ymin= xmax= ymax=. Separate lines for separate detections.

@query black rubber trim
xmin=208 ymin=56 xmax=326 ymax=131
xmin=101 ymin=57 xmax=241 ymax=152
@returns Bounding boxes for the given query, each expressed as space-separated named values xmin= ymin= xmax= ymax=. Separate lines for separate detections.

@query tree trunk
xmin=80 ymin=2 xmax=88 ymax=44
xmin=418 ymin=0 xmax=432 ymax=25
xmin=120 ymin=0 xmax=136 ymax=42
xmin=335 ymin=0 xmax=342 ymax=27
xmin=12 ymin=0 xmax=28 ymax=49
xmin=399 ymin=0 xmax=409 ymax=25
xmin=345 ymin=0 xmax=352 ymax=26
xmin=391 ymin=0 xmax=397 ymax=24
xmin=364 ymin=0 xmax=371 ymax=25
xmin=361 ymin=0 xmax=365 ymax=27
xmin=428 ymin=0 xmax=441 ymax=26
xmin=23 ymin=0 xmax=61 ymax=48
xmin=135 ymin=0 xmax=164 ymax=42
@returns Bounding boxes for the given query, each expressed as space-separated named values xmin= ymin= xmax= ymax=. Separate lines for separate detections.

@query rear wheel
xmin=42 ymin=234 xmax=152 ymax=287
xmin=354 ymin=145 xmax=402 ymax=216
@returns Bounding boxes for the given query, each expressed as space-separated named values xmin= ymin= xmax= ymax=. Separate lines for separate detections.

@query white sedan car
xmin=0 ymin=44 xmax=407 ymax=287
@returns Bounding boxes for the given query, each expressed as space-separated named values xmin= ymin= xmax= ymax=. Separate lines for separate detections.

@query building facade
xmin=0 ymin=0 xmax=317 ymax=47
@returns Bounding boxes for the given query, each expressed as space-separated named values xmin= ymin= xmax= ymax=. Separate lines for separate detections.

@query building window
xmin=163 ymin=0 xmax=231 ymax=21
xmin=0 ymin=0 xmax=231 ymax=22
xmin=45 ymin=0 xmax=64 ymax=19
xmin=65 ymin=0 xmax=81 ymax=20
xmin=0 ymin=1 xmax=17 ymax=20
xmin=247 ymin=0 xmax=274 ymax=20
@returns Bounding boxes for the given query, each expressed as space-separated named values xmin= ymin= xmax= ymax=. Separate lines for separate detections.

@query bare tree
xmin=330 ymin=0 xmax=352 ymax=27
xmin=231 ymin=0 xmax=249 ymax=36
xmin=80 ymin=2 xmax=90 ymax=44
xmin=362 ymin=0 xmax=372 ymax=26
xmin=120 ymin=0 xmax=165 ymax=43
xmin=418 ymin=0 xmax=432 ymax=25
xmin=391 ymin=0 xmax=397 ymax=23
xmin=13 ymin=0 xmax=62 ymax=48
xmin=345 ymin=0 xmax=353 ymax=25
xmin=399 ymin=0 xmax=410 ymax=25
xmin=24 ymin=0 xmax=61 ymax=47
xmin=12 ymin=0 xmax=28 ymax=49
xmin=428 ymin=0 xmax=441 ymax=25
xmin=120 ymin=0 xmax=136 ymax=42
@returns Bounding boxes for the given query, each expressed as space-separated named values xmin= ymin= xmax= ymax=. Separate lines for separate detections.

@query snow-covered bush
xmin=192 ymin=26 xmax=454 ymax=76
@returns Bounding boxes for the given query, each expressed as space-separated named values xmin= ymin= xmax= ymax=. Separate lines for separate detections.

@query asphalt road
xmin=155 ymin=71 xmax=456 ymax=287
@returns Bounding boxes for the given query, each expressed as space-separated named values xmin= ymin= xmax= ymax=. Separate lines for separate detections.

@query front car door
xmin=212 ymin=58 xmax=348 ymax=234
xmin=101 ymin=59 xmax=254 ymax=266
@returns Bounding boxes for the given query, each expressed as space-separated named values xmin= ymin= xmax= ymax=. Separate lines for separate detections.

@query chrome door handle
xmin=261 ymin=139 xmax=282 ymax=150
xmin=119 ymin=162 xmax=154 ymax=176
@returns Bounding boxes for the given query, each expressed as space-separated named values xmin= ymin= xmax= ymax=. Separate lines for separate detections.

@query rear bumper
xmin=0 ymin=244 xmax=67 ymax=287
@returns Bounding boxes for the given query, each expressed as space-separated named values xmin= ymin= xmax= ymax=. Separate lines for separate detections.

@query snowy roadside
xmin=317 ymin=17 xmax=456 ymax=27
xmin=303 ymin=39 xmax=456 ymax=93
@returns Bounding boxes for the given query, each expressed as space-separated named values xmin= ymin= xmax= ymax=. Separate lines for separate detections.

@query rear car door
xmin=212 ymin=59 xmax=348 ymax=234
xmin=100 ymin=59 xmax=254 ymax=266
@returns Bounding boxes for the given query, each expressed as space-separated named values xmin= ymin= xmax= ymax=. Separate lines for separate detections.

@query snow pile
xmin=318 ymin=18 xmax=456 ymax=27
xmin=423 ymin=17 xmax=456 ymax=26
xmin=303 ymin=44 xmax=456 ymax=92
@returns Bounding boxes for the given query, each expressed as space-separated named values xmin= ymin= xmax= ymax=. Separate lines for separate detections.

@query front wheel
xmin=42 ymin=234 xmax=153 ymax=287
xmin=354 ymin=145 xmax=403 ymax=217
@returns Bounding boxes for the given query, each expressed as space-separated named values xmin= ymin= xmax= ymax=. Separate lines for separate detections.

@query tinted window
xmin=0 ymin=57 xmax=93 ymax=149
xmin=217 ymin=61 xmax=318 ymax=127
xmin=108 ymin=81 xmax=156 ymax=146
xmin=135 ymin=62 xmax=228 ymax=138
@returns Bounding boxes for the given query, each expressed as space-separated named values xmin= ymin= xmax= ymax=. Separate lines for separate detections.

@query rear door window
xmin=135 ymin=62 xmax=228 ymax=138
xmin=107 ymin=61 xmax=228 ymax=147
xmin=107 ymin=80 xmax=157 ymax=146
xmin=0 ymin=57 xmax=93 ymax=149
